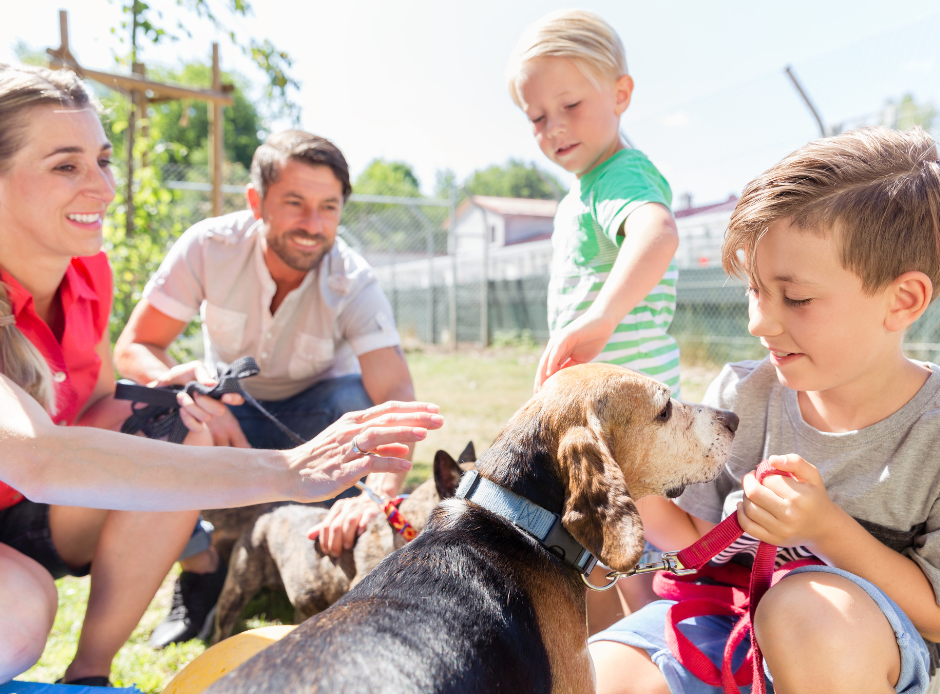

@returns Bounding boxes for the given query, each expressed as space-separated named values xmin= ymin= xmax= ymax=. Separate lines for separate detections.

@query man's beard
xmin=266 ymin=229 xmax=334 ymax=272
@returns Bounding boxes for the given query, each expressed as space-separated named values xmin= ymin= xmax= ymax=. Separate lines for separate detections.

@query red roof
xmin=675 ymin=194 xmax=738 ymax=219
xmin=457 ymin=195 xmax=559 ymax=220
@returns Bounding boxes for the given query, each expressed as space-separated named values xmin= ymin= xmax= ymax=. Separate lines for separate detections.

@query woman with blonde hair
xmin=0 ymin=62 xmax=443 ymax=685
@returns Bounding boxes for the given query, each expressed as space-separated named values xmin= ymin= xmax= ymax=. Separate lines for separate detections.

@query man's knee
xmin=755 ymin=572 xmax=900 ymax=689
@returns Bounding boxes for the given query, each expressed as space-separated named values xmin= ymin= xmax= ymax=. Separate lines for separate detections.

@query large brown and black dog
xmin=206 ymin=364 xmax=738 ymax=694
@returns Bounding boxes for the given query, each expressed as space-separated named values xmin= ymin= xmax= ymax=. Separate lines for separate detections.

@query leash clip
xmin=581 ymin=551 xmax=697 ymax=592
xmin=632 ymin=550 xmax=697 ymax=577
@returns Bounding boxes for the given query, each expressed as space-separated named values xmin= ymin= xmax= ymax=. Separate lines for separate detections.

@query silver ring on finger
xmin=351 ymin=435 xmax=374 ymax=457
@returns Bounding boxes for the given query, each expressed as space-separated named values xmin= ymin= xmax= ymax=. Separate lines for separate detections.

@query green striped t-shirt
xmin=547 ymin=149 xmax=680 ymax=395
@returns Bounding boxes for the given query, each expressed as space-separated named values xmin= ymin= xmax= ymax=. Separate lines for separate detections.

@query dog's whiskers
xmin=726 ymin=453 xmax=752 ymax=466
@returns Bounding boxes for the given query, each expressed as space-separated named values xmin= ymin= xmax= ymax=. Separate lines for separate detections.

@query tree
xmin=463 ymin=159 xmax=566 ymax=200
xmin=114 ymin=0 xmax=299 ymax=123
xmin=131 ymin=63 xmax=264 ymax=169
xmin=882 ymin=94 xmax=936 ymax=133
xmin=98 ymin=1 xmax=299 ymax=345
xmin=355 ymin=159 xmax=422 ymax=197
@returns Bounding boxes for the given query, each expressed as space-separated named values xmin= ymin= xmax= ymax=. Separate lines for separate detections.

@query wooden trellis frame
xmin=46 ymin=10 xmax=235 ymax=234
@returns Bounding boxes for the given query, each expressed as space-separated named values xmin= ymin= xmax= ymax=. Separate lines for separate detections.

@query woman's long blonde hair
xmin=0 ymin=283 xmax=56 ymax=412
xmin=0 ymin=63 xmax=97 ymax=412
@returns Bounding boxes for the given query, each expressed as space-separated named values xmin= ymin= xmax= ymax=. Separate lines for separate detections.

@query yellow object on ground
xmin=162 ymin=625 xmax=296 ymax=694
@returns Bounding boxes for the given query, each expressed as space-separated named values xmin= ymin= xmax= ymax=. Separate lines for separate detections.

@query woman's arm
xmin=0 ymin=373 xmax=443 ymax=512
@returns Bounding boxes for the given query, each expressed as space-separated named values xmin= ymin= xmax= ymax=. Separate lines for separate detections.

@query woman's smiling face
xmin=0 ymin=105 xmax=115 ymax=261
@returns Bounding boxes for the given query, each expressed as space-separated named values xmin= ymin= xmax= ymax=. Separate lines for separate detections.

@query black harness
xmin=116 ymin=356 xmax=305 ymax=445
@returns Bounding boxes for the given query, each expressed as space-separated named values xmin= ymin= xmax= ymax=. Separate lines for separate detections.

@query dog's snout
xmin=718 ymin=409 xmax=739 ymax=433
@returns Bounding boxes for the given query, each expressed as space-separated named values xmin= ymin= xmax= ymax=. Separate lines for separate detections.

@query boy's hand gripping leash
xmin=584 ymin=461 xmax=822 ymax=694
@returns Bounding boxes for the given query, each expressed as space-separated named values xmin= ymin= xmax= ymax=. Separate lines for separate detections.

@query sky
xmin=3 ymin=0 xmax=939 ymax=205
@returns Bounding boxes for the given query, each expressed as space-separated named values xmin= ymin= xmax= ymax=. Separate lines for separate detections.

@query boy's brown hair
xmin=723 ymin=127 xmax=940 ymax=299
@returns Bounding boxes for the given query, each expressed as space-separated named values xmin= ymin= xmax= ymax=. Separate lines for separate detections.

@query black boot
xmin=149 ymin=558 xmax=227 ymax=648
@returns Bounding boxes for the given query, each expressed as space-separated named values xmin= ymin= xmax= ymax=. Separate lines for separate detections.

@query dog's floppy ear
xmin=458 ymin=441 xmax=476 ymax=464
xmin=559 ymin=426 xmax=645 ymax=572
xmin=433 ymin=450 xmax=464 ymax=499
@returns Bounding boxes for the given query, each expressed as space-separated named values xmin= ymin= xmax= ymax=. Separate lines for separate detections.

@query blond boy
xmin=506 ymin=10 xmax=681 ymax=395
xmin=591 ymin=127 xmax=940 ymax=694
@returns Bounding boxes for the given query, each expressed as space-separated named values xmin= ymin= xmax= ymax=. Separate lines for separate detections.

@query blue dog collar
xmin=455 ymin=470 xmax=598 ymax=576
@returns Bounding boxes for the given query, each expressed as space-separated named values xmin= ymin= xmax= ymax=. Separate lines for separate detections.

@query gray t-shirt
xmin=677 ymin=358 xmax=940 ymax=665
xmin=678 ymin=358 xmax=940 ymax=594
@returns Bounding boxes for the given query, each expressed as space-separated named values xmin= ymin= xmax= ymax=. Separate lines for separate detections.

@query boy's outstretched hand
xmin=534 ymin=309 xmax=616 ymax=392
xmin=737 ymin=454 xmax=842 ymax=551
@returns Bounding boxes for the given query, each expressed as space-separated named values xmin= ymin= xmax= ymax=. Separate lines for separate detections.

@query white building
xmin=673 ymin=194 xmax=737 ymax=269
xmin=367 ymin=193 xmax=737 ymax=290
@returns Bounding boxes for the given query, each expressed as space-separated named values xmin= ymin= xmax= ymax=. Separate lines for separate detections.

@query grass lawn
xmin=19 ymin=346 xmax=720 ymax=692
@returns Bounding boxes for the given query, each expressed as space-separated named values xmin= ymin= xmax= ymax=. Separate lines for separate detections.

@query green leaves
xmin=463 ymin=159 xmax=566 ymax=201
xmin=118 ymin=0 xmax=300 ymax=123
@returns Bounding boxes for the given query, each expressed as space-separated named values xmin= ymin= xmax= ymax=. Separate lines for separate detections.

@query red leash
xmin=653 ymin=460 xmax=822 ymax=694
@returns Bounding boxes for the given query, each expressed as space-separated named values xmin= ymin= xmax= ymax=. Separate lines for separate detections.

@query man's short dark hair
xmin=250 ymin=130 xmax=352 ymax=202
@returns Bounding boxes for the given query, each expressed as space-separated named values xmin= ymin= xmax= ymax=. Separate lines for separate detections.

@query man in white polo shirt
xmin=114 ymin=131 xmax=416 ymax=646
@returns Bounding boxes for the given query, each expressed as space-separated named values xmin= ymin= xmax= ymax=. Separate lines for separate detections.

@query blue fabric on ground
xmin=0 ymin=682 xmax=142 ymax=693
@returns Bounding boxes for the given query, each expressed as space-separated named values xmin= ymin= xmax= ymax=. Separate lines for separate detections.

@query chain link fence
xmin=146 ymin=163 xmax=940 ymax=366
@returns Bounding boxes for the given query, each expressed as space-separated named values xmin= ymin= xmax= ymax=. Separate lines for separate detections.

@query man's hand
xmin=736 ymin=454 xmax=840 ymax=550
xmin=148 ymin=360 xmax=248 ymax=442
xmin=534 ymin=310 xmax=617 ymax=392
xmin=150 ymin=361 xmax=245 ymax=406
xmin=203 ymin=406 xmax=251 ymax=448
xmin=308 ymin=495 xmax=381 ymax=557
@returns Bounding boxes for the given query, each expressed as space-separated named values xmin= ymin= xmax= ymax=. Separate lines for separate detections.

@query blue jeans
xmin=230 ymin=374 xmax=374 ymax=502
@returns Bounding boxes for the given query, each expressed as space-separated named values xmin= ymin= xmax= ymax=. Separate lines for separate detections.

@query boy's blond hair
xmin=724 ymin=127 xmax=940 ymax=299
xmin=506 ymin=9 xmax=627 ymax=107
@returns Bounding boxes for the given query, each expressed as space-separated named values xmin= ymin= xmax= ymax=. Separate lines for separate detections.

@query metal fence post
xmin=449 ymin=184 xmax=458 ymax=348
xmin=480 ymin=202 xmax=490 ymax=346
xmin=426 ymin=213 xmax=435 ymax=343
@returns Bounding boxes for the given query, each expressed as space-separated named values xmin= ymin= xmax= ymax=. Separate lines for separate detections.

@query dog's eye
xmin=658 ymin=400 xmax=672 ymax=422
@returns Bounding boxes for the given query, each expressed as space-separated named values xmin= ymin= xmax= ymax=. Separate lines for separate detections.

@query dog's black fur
xmin=206 ymin=418 xmax=579 ymax=693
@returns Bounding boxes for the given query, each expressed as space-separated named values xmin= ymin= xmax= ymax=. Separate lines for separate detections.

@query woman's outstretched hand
xmin=284 ymin=400 xmax=443 ymax=503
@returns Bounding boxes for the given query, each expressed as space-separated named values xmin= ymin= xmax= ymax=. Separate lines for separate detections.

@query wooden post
xmin=137 ymin=62 xmax=149 ymax=168
xmin=46 ymin=12 xmax=234 ymax=229
xmin=58 ymin=11 xmax=71 ymax=61
xmin=125 ymin=5 xmax=141 ymax=239
xmin=126 ymin=85 xmax=136 ymax=237
xmin=209 ymin=43 xmax=224 ymax=218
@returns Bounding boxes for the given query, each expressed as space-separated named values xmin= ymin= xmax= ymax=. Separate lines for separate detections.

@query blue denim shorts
xmin=589 ymin=565 xmax=932 ymax=694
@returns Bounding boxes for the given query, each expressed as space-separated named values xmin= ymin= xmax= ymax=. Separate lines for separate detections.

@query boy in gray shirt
xmin=590 ymin=127 xmax=940 ymax=694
